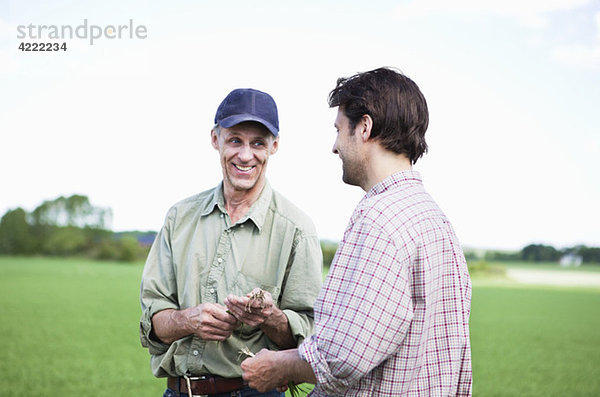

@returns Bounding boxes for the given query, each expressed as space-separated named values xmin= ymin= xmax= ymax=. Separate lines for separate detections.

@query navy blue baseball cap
xmin=214 ymin=88 xmax=279 ymax=136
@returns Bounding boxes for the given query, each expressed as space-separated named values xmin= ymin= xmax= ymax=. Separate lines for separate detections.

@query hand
xmin=187 ymin=303 xmax=240 ymax=341
xmin=224 ymin=288 xmax=274 ymax=327
xmin=241 ymin=349 xmax=288 ymax=392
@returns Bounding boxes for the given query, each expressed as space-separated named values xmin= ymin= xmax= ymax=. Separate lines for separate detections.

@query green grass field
xmin=0 ymin=256 xmax=165 ymax=395
xmin=471 ymin=287 xmax=600 ymax=396
xmin=1 ymin=256 xmax=599 ymax=396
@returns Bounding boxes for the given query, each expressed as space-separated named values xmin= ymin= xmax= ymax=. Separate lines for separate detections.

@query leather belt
xmin=168 ymin=375 xmax=245 ymax=396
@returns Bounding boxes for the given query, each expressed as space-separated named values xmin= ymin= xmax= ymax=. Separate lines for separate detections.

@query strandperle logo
xmin=16 ymin=19 xmax=147 ymax=45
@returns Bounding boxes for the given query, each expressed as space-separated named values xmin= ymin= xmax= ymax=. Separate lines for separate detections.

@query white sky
xmin=1 ymin=0 xmax=599 ymax=250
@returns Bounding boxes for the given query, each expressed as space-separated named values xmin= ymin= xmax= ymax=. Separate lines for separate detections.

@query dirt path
xmin=506 ymin=268 xmax=600 ymax=287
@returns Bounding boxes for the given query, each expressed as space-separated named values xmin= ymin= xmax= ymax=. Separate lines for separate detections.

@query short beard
xmin=341 ymin=157 xmax=367 ymax=188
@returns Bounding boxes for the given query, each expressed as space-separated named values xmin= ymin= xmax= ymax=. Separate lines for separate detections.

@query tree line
xmin=1 ymin=195 xmax=599 ymax=265
xmin=0 ymin=195 xmax=153 ymax=261
xmin=467 ymin=244 xmax=600 ymax=264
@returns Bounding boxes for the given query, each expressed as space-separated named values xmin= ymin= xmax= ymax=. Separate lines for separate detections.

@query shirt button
xmin=193 ymin=350 xmax=199 ymax=356
xmin=240 ymin=224 xmax=244 ymax=228
xmin=209 ymin=288 xmax=215 ymax=294
xmin=220 ymin=214 xmax=224 ymax=218
xmin=217 ymin=257 xmax=223 ymax=263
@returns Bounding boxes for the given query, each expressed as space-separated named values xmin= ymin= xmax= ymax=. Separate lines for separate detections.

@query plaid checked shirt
xmin=298 ymin=171 xmax=472 ymax=396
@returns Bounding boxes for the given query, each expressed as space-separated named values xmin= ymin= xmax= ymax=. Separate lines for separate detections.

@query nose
xmin=238 ymin=144 xmax=253 ymax=162
xmin=332 ymin=141 xmax=338 ymax=155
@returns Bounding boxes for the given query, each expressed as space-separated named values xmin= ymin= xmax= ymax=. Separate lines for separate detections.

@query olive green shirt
xmin=139 ymin=182 xmax=323 ymax=378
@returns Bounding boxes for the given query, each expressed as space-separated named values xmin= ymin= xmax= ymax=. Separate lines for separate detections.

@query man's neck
xmin=223 ymin=181 xmax=265 ymax=224
xmin=362 ymin=143 xmax=412 ymax=192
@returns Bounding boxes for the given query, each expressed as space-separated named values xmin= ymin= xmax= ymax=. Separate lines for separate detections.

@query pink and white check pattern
xmin=299 ymin=171 xmax=472 ymax=396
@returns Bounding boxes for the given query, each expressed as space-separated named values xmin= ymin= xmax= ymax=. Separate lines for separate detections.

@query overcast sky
xmin=1 ymin=0 xmax=599 ymax=250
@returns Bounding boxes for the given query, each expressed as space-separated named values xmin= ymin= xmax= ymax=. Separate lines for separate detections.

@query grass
xmin=0 ymin=256 xmax=164 ymax=395
xmin=1 ymin=256 xmax=599 ymax=396
xmin=471 ymin=287 xmax=600 ymax=396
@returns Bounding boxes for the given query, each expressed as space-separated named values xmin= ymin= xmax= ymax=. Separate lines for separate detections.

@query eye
xmin=229 ymin=138 xmax=241 ymax=144
xmin=253 ymin=140 xmax=265 ymax=147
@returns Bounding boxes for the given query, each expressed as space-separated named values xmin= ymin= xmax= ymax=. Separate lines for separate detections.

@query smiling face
xmin=211 ymin=121 xmax=278 ymax=197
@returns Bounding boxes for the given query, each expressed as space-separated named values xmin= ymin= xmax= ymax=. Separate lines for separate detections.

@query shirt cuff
xmin=139 ymin=300 xmax=179 ymax=355
xmin=299 ymin=336 xmax=351 ymax=395
xmin=282 ymin=309 xmax=313 ymax=345
xmin=298 ymin=336 xmax=328 ymax=389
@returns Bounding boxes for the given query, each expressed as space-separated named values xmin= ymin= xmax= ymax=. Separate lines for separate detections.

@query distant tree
xmin=483 ymin=250 xmax=520 ymax=261
xmin=96 ymin=236 xmax=121 ymax=260
xmin=30 ymin=194 xmax=112 ymax=229
xmin=581 ymin=247 xmax=600 ymax=263
xmin=320 ymin=240 xmax=339 ymax=268
xmin=463 ymin=250 xmax=480 ymax=261
xmin=568 ymin=245 xmax=600 ymax=264
xmin=41 ymin=226 xmax=88 ymax=256
xmin=0 ymin=208 xmax=34 ymax=254
xmin=521 ymin=244 xmax=561 ymax=262
xmin=0 ymin=196 xmax=157 ymax=262
xmin=118 ymin=235 xmax=143 ymax=262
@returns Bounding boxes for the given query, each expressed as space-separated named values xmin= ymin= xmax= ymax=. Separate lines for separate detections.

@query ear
xmin=270 ymin=136 xmax=279 ymax=155
xmin=211 ymin=129 xmax=219 ymax=150
xmin=357 ymin=114 xmax=373 ymax=142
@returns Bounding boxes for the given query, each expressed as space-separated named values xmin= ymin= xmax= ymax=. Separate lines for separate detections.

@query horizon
xmin=2 ymin=192 xmax=597 ymax=253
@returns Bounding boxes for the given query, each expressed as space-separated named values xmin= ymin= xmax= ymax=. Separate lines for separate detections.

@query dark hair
xmin=328 ymin=67 xmax=429 ymax=164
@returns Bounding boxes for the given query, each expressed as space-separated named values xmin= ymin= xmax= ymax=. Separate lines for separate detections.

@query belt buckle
xmin=184 ymin=375 xmax=208 ymax=397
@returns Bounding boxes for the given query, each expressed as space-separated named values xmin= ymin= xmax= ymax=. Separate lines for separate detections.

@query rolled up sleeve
xmin=139 ymin=300 xmax=178 ymax=354
xmin=139 ymin=210 xmax=179 ymax=355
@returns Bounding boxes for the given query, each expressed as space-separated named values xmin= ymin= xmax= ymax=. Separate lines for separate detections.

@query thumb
xmin=240 ymin=357 xmax=252 ymax=370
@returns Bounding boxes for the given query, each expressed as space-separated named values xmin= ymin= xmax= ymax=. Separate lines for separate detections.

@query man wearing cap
xmin=139 ymin=88 xmax=323 ymax=397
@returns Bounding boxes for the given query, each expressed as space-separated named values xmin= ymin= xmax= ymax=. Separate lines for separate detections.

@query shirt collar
xmin=200 ymin=181 xmax=273 ymax=232
xmin=364 ymin=170 xmax=423 ymax=199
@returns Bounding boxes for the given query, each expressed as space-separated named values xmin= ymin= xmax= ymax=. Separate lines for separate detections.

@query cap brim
xmin=219 ymin=114 xmax=279 ymax=137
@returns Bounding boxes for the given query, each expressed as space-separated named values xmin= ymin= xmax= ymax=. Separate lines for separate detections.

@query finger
xmin=224 ymin=304 xmax=246 ymax=321
xmin=235 ymin=311 xmax=266 ymax=326
xmin=245 ymin=301 xmax=271 ymax=311
xmin=247 ymin=287 xmax=263 ymax=297
xmin=240 ymin=357 xmax=253 ymax=371
xmin=215 ymin=318 xmax=241 ymax=331
xmin=205 ymin=319 xmax=241 ymax=336
xmin=199 ymin=316 xmax=238 ymax=334
xmin=204 ymin=321 xmax=235 ymax=334
xmin=225 ymin=294 xmax=242 ymax=305
xmin=225 ymin=298 xmax=251 ymax=314
xmin=261 ymin=290 xmax=273 ymax=301
xmin=225 ymin=298 xmax=246 ymax=311
xmin=244 ymin=305 xmax=273 ymax=318
xmin=250 ymin=348 xmax=268 ymax=359
xmin=246 ymin=295 xmax=273 ymax=309
xmin=211 ymin=306 xmax=239 ymax=324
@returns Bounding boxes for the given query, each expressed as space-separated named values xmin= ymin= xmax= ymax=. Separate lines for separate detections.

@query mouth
xmin=233 ymin=163 xmax=255 ymax=172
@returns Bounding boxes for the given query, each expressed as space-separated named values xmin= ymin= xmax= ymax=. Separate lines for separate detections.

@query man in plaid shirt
xmin=242 ymin=67 xmax=472 ymax=396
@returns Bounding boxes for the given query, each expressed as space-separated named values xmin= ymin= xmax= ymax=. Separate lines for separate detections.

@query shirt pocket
xmin=232 ymin=271 xmax=280 ymax=302
xmin=231 ymin=271 xmax=282 ymax=339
